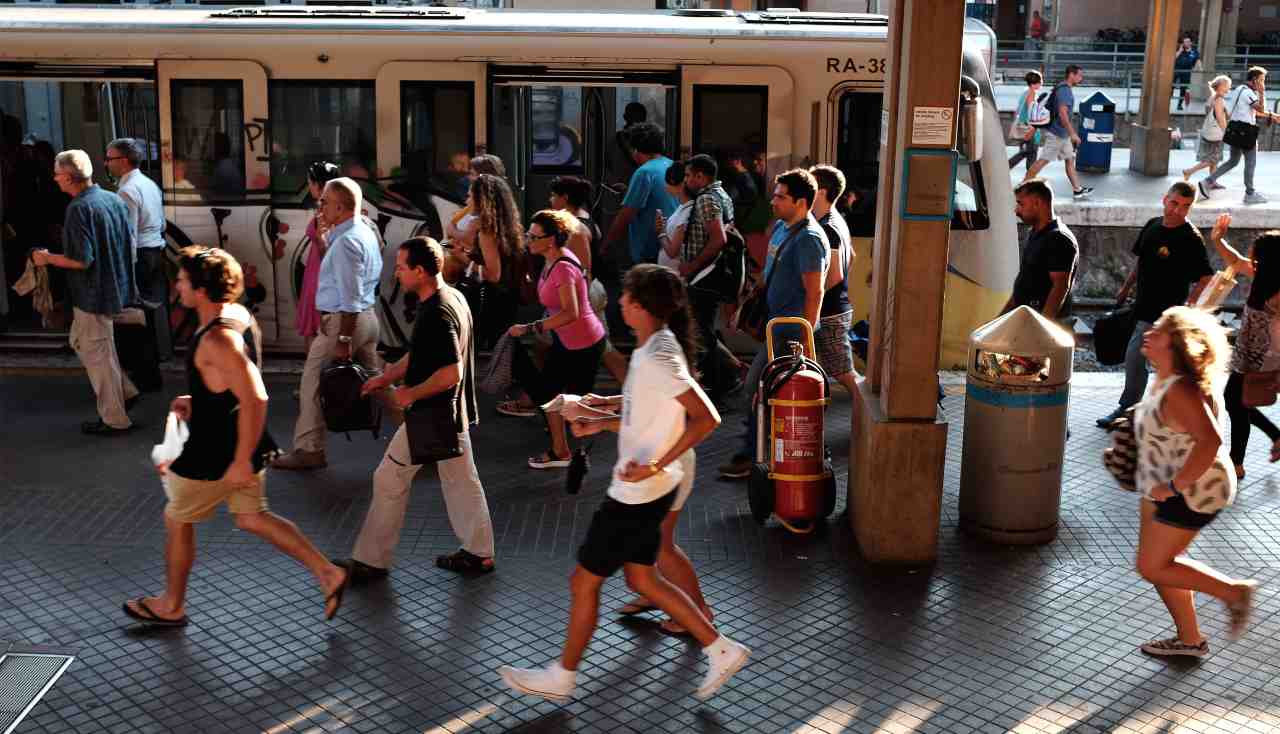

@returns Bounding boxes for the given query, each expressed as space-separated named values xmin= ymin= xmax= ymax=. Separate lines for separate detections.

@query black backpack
xmin=318 ymin=360 xmax=383 ymax=439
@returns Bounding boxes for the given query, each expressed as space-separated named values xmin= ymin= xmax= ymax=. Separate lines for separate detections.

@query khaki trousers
xmin=352 ymin=424 xmax=495 ymax=568
xmin=70 ymin=307 xmax=138 ymax=429
xmin=293 ymin=309 xmax=381 ymax=452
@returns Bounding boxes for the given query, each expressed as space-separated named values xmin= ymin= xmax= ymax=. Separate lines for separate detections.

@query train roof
xmin=0 ymin=6 xmax=892 ymax=41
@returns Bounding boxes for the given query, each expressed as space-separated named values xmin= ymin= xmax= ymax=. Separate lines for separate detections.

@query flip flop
xmin=618 ymin=598 xmax=658 ymax=616
xmin=657 ymin=619 xmax=694 ymax=638
xmin=122 ymin=598 xmax=188 ymax=627
xmin=324 ymin=563 xmax=352 ymax=622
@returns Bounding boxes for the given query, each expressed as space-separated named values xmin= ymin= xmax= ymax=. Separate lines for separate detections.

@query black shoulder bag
xmin=1223 ymin=87 xmax=1261 ymax=150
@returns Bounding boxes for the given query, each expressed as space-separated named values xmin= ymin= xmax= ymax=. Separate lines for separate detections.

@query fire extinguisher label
xmin=775 ymin=438 xmax=786 ymax=464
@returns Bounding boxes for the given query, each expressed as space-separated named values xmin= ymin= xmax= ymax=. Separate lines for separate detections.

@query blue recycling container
xmin=1076 ymin=91 xmax=1116 ymax=173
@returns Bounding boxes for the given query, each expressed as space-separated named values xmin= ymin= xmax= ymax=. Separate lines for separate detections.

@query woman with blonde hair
xmin=1133 ymin=306 xmax=1259 ymax=658
xmin=1183 ymin=75 xmax=1230 ymax=183
xmin=463 ymin=173 xmax=526 ymax=348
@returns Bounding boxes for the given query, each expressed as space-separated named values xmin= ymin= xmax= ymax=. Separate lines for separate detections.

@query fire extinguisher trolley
xmin=747 ymin=317 xmax=839 ymax=533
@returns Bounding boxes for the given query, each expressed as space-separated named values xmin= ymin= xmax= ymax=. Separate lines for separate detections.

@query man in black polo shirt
xmin=1004 ymin=179 xmax=1078 ymax=321
xmin=341 ymin=236 xmax=496 ymax=580
xmin=1097 ymin=182 xmax=1213 ymax=428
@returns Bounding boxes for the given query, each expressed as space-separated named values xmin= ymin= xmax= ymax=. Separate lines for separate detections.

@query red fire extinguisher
xmin=748 ymin=317 xmax=838 ymax=533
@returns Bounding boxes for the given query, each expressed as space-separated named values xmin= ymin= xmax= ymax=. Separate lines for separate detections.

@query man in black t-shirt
xmin=342 ymin=236 xmax=496 ymax=579
xmin=1098 ymin=182 xmax=1213 ymax=428
xmin=1005 ymin=179 xmax=1078 ymax=320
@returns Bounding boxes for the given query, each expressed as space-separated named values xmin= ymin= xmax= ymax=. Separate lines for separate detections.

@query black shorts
xmin=577 ymin=491 xmax=677 ymax=578
xmin=1154 ymin=492 xmax=1219 ymax=530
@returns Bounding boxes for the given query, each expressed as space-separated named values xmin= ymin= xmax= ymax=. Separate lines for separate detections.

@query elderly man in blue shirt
xmin=32 ymin=149 xmax=140 ymax=435
xmin=275 ymin=177 xmax=383 ymax=470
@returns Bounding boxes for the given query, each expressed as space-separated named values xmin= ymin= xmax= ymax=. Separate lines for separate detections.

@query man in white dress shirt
xmin=107 ymin=137 xmax=171 ymax=382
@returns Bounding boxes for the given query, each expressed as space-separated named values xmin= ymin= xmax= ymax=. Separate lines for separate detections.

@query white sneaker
xmin=695 ymin=637 xmax=751 ymax=700
xmin=498 ymin=662 xmax=576 ymax=703
xmin=1244 ymin=192 xmax=1269 ymax=205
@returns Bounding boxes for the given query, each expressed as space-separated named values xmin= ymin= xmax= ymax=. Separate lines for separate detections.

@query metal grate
xmin=0 ymin=653 xmax=75 ymax=734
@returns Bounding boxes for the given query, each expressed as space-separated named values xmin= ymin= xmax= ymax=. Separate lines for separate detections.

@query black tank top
xmin=168 ymin=316 xmax=278 ymax=481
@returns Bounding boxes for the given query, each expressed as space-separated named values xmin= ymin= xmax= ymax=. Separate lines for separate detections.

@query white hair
xmin=325 ymin=177 xmax=362 ymax=213
xmin=55 ymin=150 xmax=93 ymax=182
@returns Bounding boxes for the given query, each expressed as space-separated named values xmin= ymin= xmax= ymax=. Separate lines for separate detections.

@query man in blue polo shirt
xmin=719 ymin=169 xmax=829 ymax=479
xmin=601 ymin=122 xmax=678 ymax=265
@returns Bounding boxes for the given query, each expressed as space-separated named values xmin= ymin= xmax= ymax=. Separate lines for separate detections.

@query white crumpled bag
xmin=151 ymin=412 xmax=189 ymax=499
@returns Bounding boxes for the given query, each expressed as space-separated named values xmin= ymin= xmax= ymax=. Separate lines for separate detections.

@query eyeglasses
xmin=104 ymin=156 xmax=126 ymax=163
xmin=526 ymin=230 xmax=552 ymax=240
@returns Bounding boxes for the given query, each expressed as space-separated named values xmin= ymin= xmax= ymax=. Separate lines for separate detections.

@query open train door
xmin=157 ymin=61 xmax=279 ymax=340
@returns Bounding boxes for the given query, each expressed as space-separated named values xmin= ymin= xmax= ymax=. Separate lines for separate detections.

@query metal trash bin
xmin=959 ymin=306 xmax=1073 ymax=544
xmin=1076 ymin=91 xmax=1116 ymax=173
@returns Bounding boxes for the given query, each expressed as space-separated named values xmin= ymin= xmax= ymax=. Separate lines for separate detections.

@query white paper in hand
xmin=152 ymin=412 xmax=189 ymax=498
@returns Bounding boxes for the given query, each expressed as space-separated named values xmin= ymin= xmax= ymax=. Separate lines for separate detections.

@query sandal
xmin=324 ymin=563 xmax=352 ymax=622
xmin=528 ymin=452 xmax=571 ymax=469
xmin=122 ymin=598 xmax=188 ymax=627
xmin=618 ymin=598 xmax=658 ymax=616
xmin=497 ymin=400 xmax=538 ymax=418
xmin=1270 ymin=439 xmax=1280 ymax=463
xmin=436 ymin=549 xmax=495 ymax=574
xmin=657 ymin=619 xmax=693 ymax=638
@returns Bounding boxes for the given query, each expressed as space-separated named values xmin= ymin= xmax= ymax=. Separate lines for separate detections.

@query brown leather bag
xmin=1242 ymin=370 xmax=1280 ymax=408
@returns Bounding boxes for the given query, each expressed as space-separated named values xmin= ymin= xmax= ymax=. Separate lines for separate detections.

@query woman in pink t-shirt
xmin=503 ymin=210 xmax=607 ymax=469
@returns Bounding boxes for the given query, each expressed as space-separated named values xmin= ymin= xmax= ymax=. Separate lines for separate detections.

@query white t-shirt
xmin=608 ymin=327 xmax=699 ymax=504
xmin=657 ymin=201 xmax=693 ymax=270
xmin=1229 ymin=86 xmax=1259 ymax=124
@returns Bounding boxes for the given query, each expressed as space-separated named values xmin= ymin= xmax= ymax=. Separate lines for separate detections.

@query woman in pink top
xmin=296 ymin=161 xmax=340 ymax=348
xmin=504 ymin=210 xmax=607 ymax=469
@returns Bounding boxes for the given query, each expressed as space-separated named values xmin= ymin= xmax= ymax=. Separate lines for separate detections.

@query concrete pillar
xmin=1130 ymin=0 xmax=1185 ymax=176
xmin=1219 ymin=1 xmax=1239 ymax=53
xmin=1193 ymin=0 xmax=1225 ymax=100
xmin=850 ymin=0 xmax=960 ymax=565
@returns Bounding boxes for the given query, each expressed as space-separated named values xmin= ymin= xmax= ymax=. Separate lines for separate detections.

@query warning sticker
xmin=775 ymin=438 xmax=785 ymax=464
xmin=911 ymin=106 xmax=953 ymax=145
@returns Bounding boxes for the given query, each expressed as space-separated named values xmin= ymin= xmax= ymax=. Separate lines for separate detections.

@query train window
xmin=692 ymin=85 xmax=766 ymax=167
xmin=171 ymin=80 xmax=246 ymax=202
xmin=835 ymin=90 xmax=882 ymax=238
xmin=529 ymin=86 xmax=584 ymax=172
xmin=400 ymin=81 xmax=474 ymax=202
xmin=268 ymin=81 xmax=375 ymax=202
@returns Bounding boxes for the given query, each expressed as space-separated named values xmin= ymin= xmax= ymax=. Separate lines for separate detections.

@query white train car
xmin=0 ymin=7 xmax=1015 ymax=365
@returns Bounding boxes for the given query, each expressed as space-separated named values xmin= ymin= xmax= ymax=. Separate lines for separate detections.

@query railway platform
xmin=2 ymin=367 xmax=1278 ymax=733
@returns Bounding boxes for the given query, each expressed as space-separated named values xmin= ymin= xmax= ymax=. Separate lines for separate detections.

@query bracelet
xmin=648 ymin=459 xmax=662 ymax=473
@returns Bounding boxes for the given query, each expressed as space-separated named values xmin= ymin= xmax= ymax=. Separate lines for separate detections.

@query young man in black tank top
xmin=123 ymin=248 xmax=350 ymax=626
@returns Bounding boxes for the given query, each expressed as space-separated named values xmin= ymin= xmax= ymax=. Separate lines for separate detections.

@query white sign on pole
xmin=910 ymin=106 xmax=953 ymax=146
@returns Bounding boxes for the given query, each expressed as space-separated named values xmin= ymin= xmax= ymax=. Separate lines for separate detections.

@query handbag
xmin=1222 ymin=87 xmax=1260 ymax=149
xmin=1102 ymin=406 xmax=1139 ymax=492
xmin=736 ymin=223 xmax=803 ymax=343
xmin=403 ymin=393 xmax=463 ymax=464
xmin=1243 ymin=370 xmax=1280 ymax=408
xmin=690 ymin=224 xmax=748 ymax=305
xmin=479 ymin=332 xmax=517 ymax=395
xmin=1092 ymin=306 xmax=1135 ymax=366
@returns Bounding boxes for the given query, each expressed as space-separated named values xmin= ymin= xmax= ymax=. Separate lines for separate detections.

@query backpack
xmin=1029 ymin=88 xmax=1055 ymax=128
xmin=318 ymin=360 xmax=383 ymax=439
xmin=688 ymin=190 xmax=748 ymax=304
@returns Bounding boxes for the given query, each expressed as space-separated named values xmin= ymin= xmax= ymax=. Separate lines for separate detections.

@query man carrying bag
xmin=1201 ymin=66 xmax=1280 ymax=205
xmin=339 ymin=236 xmax=496 ymax=582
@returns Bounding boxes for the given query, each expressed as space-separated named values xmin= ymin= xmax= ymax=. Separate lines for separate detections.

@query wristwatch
xmin=337 ymin=335 xmax=352 ymax=344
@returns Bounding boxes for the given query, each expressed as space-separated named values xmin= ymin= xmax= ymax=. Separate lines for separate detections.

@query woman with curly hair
xmin=464 ymin=173 xmax=526 ymax=348
xmin=1133 ymin=306 xmax=1259 ymax=659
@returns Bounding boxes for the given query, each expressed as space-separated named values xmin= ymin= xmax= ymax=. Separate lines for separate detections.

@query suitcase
xmin=1092 ymin=306 xmax=1135 ymax=366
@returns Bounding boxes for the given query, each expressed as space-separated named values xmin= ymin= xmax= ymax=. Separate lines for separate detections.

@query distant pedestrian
xmin=1004 ymin=179 xmax=1078 ymax=322
xmin=719 ymin=169 xmax=829 ymax=480
xmin=1173 ymin=37 xmax=1200 ymax=110
xmin=1207 ymin=213 xmax=1280 ymax=479
xmin=1132 ymin=307 xmax=1258 ymax=659
xmin=106 ymin=137 xmax=170 ymax=378
xmin=1024 ymin=65 xmax=1094 ymax=199
xmin=1097 ymin=182 xmax=1213 ymax=429
xmin=602 ymin=122 xmax=678 ymax=266
xmin=1198 ymin=67 xmax=1280 ymax=205
xmin=1183 ymin=76 xmax=1229 ymax=183
xmin=273 ymin=177 xmax=383 ymax=471
xmin=499 ymin=264 xmax=749 ymax=703
xmin=341 ymin=236 xmax=496 ymax=580
xmin=123 ymin=246 xmax=349 ymax=627
xmin=31 ymin=149 xmax=140 ymax=435
xmin=1008 ymin=71 xmax=1044 ymax=175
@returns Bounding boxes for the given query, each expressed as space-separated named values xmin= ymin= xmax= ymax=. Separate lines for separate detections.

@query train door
xmin=157 ymin=61 xmax=275 ymax=340
xmin=827 ymin=84 xmax=884 ymax=327
xmin=680 ymin=66 xmax=794 ymax=269
xmin=488 ymin=67 xmax=679 ymax=232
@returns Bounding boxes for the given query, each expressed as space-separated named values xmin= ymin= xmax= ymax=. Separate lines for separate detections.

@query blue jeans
xmin=1119 ymin=320 xmax=1154 ymax=409
xmin=1205 ymin=144 xmax=1257 ymax=195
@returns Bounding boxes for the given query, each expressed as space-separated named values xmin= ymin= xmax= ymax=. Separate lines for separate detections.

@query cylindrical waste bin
xmin=1076 ymin=91 xmax=1116 ymax=173
xmin=959 ymin=306 xmax=1073 ymax=544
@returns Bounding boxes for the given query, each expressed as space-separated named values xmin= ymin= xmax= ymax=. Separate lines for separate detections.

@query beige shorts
xmin=165 ymin=470 xmax=269 ymax=523
xmin=1040 ymin=132 xmax=1076 ymax=162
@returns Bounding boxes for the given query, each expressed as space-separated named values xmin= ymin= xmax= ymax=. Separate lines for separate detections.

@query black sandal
xmin=436 ymin=549 xmax=495 ymax=574
xmin=122 ymin=598 xmax=188 ymax=627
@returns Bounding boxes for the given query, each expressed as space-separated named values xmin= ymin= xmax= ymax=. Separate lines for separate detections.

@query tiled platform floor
xmin=2 ymin=372 xmax=1278 ymax=733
